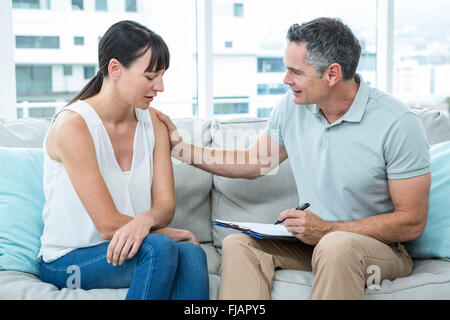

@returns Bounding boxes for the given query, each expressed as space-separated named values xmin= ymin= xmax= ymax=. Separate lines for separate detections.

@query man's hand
xmin=155 ymin=110 xmax=182 ymax=150
xmin=153 ymin=227 xmax=200 ymax=246
xmin=278 ymin=208 xmax=333 ymax=245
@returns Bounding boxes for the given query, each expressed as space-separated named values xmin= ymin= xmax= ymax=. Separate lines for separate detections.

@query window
xmin=16 ymin=36 xmax=60 ymax=49
xmin=17 ymin=106 xmax=56 ymax=119
xmin=213 ymin=0 xmax=377 ymax=119
xmin=72 ymin=0 xmax=83 ymax=11
xmin=233 ymin=3 xmax=244 ymax=17
xmin=84 ymin=66 xmax=96 ymax=80
xmin=16 ymin=66 xmax=52 ymax=95
xmin=4 ymin=0 xmax=446 ymax=121
xmin=74 ymin=36 xmax=84 ymax=46
xmin=257 ymin=84 xmax=288 ymax=95
xmin=257 ymin=107 xmax=273 ymax=118
xmin=393 ymin=0 xmax=450 ymax=114
xmin=4 ymin=0 xmax=198 ymax=119
xmin=63 ymin=65 xmax=73 ymax=76
xmin=29 ymin=107 xmax=56 ymax=118
xmin=12 ymin=0 xmax=40 ymax=9
xmin=125 ymin=0 xmax=137 ymax=12
xmin=214 ymin=102 xmax=249 ymax=115
xmin=257 ymin=58 xmax=285 ymax=73
xmin=95 ymin=0 xmax=108 ymax=12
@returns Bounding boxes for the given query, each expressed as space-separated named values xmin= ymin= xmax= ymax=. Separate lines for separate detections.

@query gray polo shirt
xmin=267 ymin=75 xmax=431 ymax=222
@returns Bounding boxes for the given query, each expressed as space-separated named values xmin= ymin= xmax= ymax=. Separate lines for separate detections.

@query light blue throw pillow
xmin=0 ymin=148 xmax=44 ymax=275
xmin=405 ymin=140 xmax=450 ymax=259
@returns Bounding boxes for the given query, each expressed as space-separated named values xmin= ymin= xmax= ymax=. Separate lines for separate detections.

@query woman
xmin=38 ymin=20 xmax=209 ymax=300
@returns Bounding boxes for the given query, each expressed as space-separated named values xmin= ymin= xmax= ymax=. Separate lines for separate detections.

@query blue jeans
xmin=39 ymin=233 xmax=209 ymax=300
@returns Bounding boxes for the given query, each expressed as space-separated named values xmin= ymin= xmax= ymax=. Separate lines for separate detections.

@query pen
xmin=274 ymin=203 xmax=310 ymax=225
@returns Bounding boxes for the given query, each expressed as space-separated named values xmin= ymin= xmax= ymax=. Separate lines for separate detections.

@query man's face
xmin=283 ymin=41 xmax=328 ymax=105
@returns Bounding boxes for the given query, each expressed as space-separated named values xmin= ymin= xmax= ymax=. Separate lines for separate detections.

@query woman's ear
xmin=108 ymin=58 xmax=121 ymax=80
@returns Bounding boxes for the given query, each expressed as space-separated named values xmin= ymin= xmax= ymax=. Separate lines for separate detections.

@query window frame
xmin=1 ymin=0 xmax=395 ymax=120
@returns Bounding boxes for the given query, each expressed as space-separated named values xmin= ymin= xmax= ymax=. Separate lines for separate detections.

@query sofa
xmin=1 ymin=106 xmax=450 ymax=300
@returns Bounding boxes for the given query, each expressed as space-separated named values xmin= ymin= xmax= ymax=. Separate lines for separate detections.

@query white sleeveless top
xmin=38 ymin=100 xmax=155 ymax=263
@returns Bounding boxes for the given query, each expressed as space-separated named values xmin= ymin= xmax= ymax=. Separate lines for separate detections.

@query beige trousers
xmin=219 ymin=231 xmax=413 ymax=300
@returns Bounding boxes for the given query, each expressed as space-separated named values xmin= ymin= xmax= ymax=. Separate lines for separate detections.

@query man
xmin=156 ymin=17 xmax=431 ymax=299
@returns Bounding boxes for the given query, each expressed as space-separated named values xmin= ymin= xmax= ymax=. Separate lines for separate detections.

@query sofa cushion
xmin=270 ymin=259 xmax=450 ymax=299
xmin=0 ymin=148 xmax=45 ymax=276
xmin=0 ymin=118 xmax=52 ymax=148
xmin=0 ymin=270 xmax=222 ymax=300
xmin=404 ymin=141 xmax=450 ymax=259
xmin=209 ymin=118 xmax=299 ymax=248
xmin=169 ymin=119 xmax=214 ymax=243
xmin=0 ymin=270 xmax=128 ymax=300
xmin=411 ymin=107 xmax=450 ymax=145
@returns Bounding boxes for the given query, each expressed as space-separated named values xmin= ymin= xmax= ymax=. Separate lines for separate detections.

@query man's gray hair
xmin=287 ymin=17 xmax=361 ymax=81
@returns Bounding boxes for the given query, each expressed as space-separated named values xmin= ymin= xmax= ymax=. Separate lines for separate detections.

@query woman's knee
xmin=176 ymin=242 xmax=208 ymax=267
xmin=138 ymin=233 xmax=178 ymax=262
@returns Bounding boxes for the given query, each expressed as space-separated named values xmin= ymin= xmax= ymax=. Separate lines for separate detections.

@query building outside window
xmin=72 ymin=0 xmax=83 ymax=11
xmin=212 ymin=0 xmax=377 ymax=119
xmin=8 ymin=0 xmax=198 ymax=119
xmin=233 ymin=3 xmax=244 ymax=17
xmin=125 ymin=0 xmax=137 ymax=12
xmin=63 ymin=65 xmax=73 ymax=76
xmin=95 ymin=0 xmax=108 ymax=12
xmin=3 ymin=0 xmax=448 ymax=120
xmin=16 ymin=65 xmax=52 ymax=97
xmin=257 ymin=84 xmax=288 ymax=95
xmin=12 ymin=0 xmax=40 ymax=9
xmin=16 ymin=36 xmax=60 ymax=49
xmin=83 ymin=66 xmax=96 ymax=80
xmin=257 ymin=57 xmax=285 ymax=73
xmin=393 ymin=0 xmax=450 ymax=114
xmin=74 ymin=36 xmax=84 ymax=46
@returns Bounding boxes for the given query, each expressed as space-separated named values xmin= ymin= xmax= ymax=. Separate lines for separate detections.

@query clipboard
xmin=213 ymin=219 xmax=297 ymax=241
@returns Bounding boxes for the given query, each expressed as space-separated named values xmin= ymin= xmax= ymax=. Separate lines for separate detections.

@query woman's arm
xmin=146 ymin=107 xmax=176 ymax=227
xmin=49 ymin=111 xmax=156 ymax=267
xmin=106 ymin=108 xmax=177 ymax=266
xmin=48 ymin=111 xmax=134 ymax=240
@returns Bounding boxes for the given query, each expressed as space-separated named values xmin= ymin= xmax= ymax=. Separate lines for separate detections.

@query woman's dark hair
xmin=68 ymin=20 xmax=170 ymax=105
xmin=287 ymin=17 xmax=361 ymax=81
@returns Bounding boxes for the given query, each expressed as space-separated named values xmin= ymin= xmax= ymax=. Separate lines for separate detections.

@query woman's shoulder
xmin=47 ymin=108 xmax=92 ymax=160
xmin=52 ymin=108 xmax=89 ymax=137
xmin=147 ymin=107 xmax=169 ymax=136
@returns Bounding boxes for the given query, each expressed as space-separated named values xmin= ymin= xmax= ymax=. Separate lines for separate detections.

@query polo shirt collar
xmin=309 ymin=74 xmax=370 ymax=124
xmin=340 ymin=74 xmax=369 ymax=123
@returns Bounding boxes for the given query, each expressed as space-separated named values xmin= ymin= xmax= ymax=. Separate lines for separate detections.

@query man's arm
xmin=156 ymin=110 xmax=288 ymax=179
xmin=280 ymin=173 xmax=431 ymax=245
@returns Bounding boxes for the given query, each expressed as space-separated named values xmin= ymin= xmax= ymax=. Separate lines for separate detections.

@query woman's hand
xmin=153 ymin=227 xmax=200 ymax=246
xmin=106 ymin=213 xmax=155 ymax=266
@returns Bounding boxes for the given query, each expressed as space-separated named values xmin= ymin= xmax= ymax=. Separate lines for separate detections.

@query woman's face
xmin=117 ymin=49 xmax=165 ymax=110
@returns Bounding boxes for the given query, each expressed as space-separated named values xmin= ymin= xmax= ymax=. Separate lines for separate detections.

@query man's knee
xmin=222 ymin=233 xmax=252 ymax=253
xmin=312 ymin=231 xmax=363 ymax=270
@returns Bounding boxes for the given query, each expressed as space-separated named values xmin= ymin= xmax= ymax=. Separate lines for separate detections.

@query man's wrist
xmin=324 ymin=221 xmax=337 ymax=237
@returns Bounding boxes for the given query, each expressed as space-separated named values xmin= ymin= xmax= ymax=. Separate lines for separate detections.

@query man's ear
xmin=108 ymin=58 xmax=121 ymax=80
xmin=325 ymin=63 xmax=342 ymax=86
